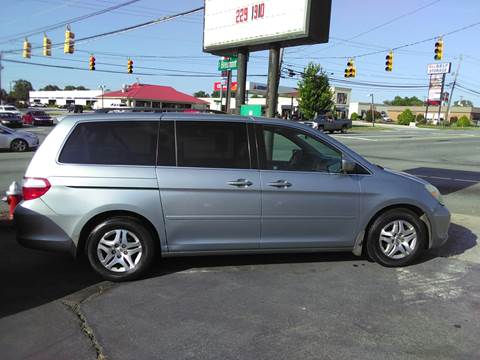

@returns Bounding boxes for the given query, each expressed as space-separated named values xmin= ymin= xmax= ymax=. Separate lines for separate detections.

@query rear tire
xmin=86 ymin=216 xmax=156 ymax=281
xmin=341 ymin=126 xmax=347 ymax=133
xmin=366 ymin=208 xmax=426 ymax=267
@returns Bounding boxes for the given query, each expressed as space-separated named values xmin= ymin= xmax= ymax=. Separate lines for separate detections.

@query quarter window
xmin=176 ymin=121 xmax=250 ymax=169
xmin=59 ymin=121 xmax=158 ymax=166
xmin=260 ymin=125 xmax=342 ymax=173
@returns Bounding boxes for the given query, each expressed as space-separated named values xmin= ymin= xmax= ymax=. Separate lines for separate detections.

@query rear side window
xmin=176 ymin=121 xmax=250 ymax=169
xmin=59 ymin=121 xmax=158 ymax=166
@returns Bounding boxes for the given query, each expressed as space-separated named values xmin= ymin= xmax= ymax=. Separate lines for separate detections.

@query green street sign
xmin=218 ymin=57 xmax=238 ymax=71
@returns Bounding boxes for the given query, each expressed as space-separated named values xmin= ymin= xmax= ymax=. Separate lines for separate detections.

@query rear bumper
xmin=428 ymin=204 xmax=451 ymax=248
xmin=14 ymin=201 xmax=76 ymax=257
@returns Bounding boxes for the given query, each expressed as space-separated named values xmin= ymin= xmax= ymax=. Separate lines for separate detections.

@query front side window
xmin=59 ymin=121 xmax=158 ymax=166
xmin=176 ymin=121 xmax=250 ymax=169
xmin=260 ymin=125 xmax=342 ymax=173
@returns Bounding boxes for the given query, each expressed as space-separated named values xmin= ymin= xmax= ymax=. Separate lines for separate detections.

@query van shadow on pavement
xmin=0 ymin=219 xmax=476 ymax=319
xmin=404 ymin=167 xmax=480 ymax=195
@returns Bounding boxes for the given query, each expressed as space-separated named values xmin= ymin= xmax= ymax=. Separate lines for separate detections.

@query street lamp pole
xmin=370 ymin=93 xmax=375 ymax=127
xmin=98 ymin=85 xmax=105 ymax=109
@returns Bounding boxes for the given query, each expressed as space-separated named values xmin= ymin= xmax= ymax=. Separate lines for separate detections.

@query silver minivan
xmin=15 ymin=113 xmax=450 ymax=281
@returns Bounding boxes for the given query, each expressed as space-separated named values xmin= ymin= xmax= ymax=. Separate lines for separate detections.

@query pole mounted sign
xmin=218 ymin=57 xmax=238 ymax=71
xmin=427 ymin=62 xmax=451 ymax=75
xmin=203 ymin=0 xmax=331 ymax=55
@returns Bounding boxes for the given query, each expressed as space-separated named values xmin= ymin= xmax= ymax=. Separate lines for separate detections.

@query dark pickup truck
xmin=300 ymin=115 xmax=352 ymax=133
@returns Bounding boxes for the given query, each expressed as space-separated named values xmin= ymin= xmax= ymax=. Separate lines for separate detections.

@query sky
xmin=1 ymin=0 xmax=480 ymax=104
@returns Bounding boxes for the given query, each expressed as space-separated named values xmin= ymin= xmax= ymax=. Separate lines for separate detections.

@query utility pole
xmin=266 ymin=45 xmax=281 ymax=118
xmin=235 ymin=48 xmax=248 ymax=115
xmin=0 ymin=52 xmax=3 ymax=105
xmin=225 ymin=69 xmax=232 ymax=113
xmin=370 ymin=93 xmax=375 ymax=127
xmin=444 ymin=55 xmax=462 ymax=123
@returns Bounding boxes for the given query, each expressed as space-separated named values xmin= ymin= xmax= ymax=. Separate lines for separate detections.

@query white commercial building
xmin=29 ymin=90 xmax=103 ymax=107
xmin=202 ymin=82 xmax=352 ymax=118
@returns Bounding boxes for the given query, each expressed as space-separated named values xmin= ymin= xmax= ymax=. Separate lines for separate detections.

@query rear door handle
xmin=228 ymin=179 xmax=253 ymax=188
xmin=267 ymin=180 xmax=292 ymax=188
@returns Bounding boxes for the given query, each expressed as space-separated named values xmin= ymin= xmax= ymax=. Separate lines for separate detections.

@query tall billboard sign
xmin=203 ymin=0 xmax=332 ymax=55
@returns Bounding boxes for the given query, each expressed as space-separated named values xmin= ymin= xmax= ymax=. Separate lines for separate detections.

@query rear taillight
xmin=22 ymin=177 xmax=51 ymax=201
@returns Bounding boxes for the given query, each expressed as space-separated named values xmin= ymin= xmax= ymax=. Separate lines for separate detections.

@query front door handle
xmin=228 ymin=179 xmax=253 ymax=188
xmin=267 ymin=180 xmax=292 ymax=188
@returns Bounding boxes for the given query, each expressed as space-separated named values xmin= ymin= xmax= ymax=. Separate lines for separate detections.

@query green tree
xmin=11 ymin=79 xmax=33 ymax=102
xmin=384 ymin=96 xmax=424 ymax=106
xmin=350 ymin=112 xmax=359 ymax=120
xmin=297 ymin=62 xmax=334 ymax=120
xmin=64 ymin=85 xmax=76 ymax=90
xmin=397 ymin=108 xmax=415 ymax=125
xmin=41 ymin=84 xmax=61 ymax=91
xmin=454 ymin=99 xmax=473 ymax=107
xmin=194 ymin=90 xmax=209 ymax=98
xmin=75 ymin=86 xmax=88 ymax=90
xmin=416 ymin=113 xmax=426 ymax=124
xmin=0 ymin=88 xmax=7 ymax=103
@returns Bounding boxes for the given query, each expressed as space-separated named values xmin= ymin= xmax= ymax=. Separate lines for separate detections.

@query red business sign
xmin=213 ymin=81 xmax=238 ymax=91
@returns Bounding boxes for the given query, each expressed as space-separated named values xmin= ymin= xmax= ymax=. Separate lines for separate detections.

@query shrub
xmin=456 ymin=115 xmax=471 ymax=127
xmin=449 ymin=116 xmax=458 ymax=124
xmin=364 ymin=110 xmax=381 ymax=122
xmin=397 ymin=108 xmax=415 ymax=125
xmin=350 ymin=112 xmax=359 ymax=120
xmin=416 ymin=113 xmax=426 ymax=124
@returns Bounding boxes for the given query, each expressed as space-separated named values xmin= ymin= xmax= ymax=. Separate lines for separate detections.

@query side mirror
xmin=342 ymin=158 xmax=356 ymax=173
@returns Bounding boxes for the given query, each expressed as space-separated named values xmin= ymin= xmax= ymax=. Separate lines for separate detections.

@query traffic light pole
xmin=0 ymin=52 xmax=3 ymax=105
xmin=235 ymin=48 xmax=248 ymax=115
xmin=266 ymin=45 xmax=281 ymax=118
xmin=444 ymin=55 xmax=462 ymax=123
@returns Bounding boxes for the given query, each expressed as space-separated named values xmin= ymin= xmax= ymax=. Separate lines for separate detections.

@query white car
xmin=0 ymin=105 xmax=22 ymax=116
xmin=0 ymin=124 xmax=39 ymax=152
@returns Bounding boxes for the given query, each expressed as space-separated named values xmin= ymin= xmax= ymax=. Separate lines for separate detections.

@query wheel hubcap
xmin=97 ymin=229 xmax=142 ymax=272
xmin=12 ymin=140 xmax=26 ymax=151
xmin=379 ymin=220 xmax=417 ymax=259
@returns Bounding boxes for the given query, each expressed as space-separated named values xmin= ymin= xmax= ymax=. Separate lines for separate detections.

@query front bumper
xmin=14 ymin=201 xmax=76 ymax=256
xmin=1 ymin=121 xmax=23 ymax=128
xmin=428 ymin=203 xmax=451 ymax=248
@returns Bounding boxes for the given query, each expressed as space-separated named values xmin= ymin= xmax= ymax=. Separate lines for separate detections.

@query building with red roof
xmin=98 ymin=83 xmax=208 ymax=110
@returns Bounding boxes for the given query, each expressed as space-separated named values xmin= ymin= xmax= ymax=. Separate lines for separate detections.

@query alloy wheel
xmin=97 ymin=229 xmax=143 ymax=272
xmin=378 ymin=220 xmax=417 ymax=259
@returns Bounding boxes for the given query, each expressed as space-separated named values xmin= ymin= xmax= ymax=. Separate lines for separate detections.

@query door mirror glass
xmin=342 ymin=158 xmax=357 ymax=173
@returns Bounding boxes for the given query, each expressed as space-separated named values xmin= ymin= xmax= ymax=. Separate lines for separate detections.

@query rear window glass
xmin=59 ymin=121 xmax=158 ymax=166
xmin=31 ymin=111 xmax=47 ymax=116
xmin=4 ymin=107 xmax=16 ymax=111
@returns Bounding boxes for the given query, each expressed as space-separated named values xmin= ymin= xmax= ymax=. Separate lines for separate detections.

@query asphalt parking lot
xmin=1 ymin=124 xmax=479 ymax=359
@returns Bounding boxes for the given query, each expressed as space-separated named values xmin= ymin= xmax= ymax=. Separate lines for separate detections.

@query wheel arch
xmin=77 ymin=210 xmax=161 ymax=258
xmin=354 ymin=203 xmax=431 ymax=256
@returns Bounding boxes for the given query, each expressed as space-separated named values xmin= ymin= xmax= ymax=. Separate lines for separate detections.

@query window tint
xmin=157 ymin=121 xmax=175 ymax=166
xmin=176 ymin=121 xmax=250 ymax=169
xmin=59 ymin=121 xmax=158 ymax=166
xmin=260 ymin=125 xmax=342 ymax=173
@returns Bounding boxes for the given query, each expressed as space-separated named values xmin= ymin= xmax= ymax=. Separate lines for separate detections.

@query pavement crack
xmin=61 ymin=284 xmax=113 ymax=360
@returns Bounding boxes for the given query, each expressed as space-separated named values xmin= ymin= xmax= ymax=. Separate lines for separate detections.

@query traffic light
xmin=64 ymin=27 xmax=75 ymax=54
xmin=344 ymin=58 xmax=356 ymax=78
xmin=434 ymin=38 xmax=443 ymax=60
xmin=23 ymin=39 xmax=31 ymax=59
xmin=43 ymin=35 xmax=52 ymax=56
xmin=385 ymin=51 xmax=393 ymax=71
xmin=89 ymin=55 xmax=96 ymax=71
xmin=127 ymin=59 xmax=133 ymax=74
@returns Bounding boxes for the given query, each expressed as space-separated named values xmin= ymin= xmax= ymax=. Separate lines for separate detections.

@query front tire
xmin=10 ymin=139 xmax=28 ymax=152
xmin=86 ymin=216 xmax=156 ymax=281
xmin=366 ymin=208 xmax=426 ymax=267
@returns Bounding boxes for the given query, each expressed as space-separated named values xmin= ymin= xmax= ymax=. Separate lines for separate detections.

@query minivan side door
xmin=257 ymin=123 xmax=361 ymax=249
xmin=156 ymin=119 xmax=261 ymax=252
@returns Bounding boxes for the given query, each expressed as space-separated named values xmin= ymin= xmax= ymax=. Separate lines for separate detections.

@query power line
xmin=2 ymin=58 xmax=268 ymax=78
xmin=0 ymin=0 xmax=142 ymax=44
xmin=2 ymin=7 xmax=204 ymax=54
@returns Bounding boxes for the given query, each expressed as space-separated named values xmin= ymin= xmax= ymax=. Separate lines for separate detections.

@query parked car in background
xmin=0 ymin=124 xmax=39 ymax=152
xmin=15 ymin=113 xmax=450 ymax=281
xmin=67 ymin=104 xmax=83 ymax=113
xmin=22 ymin=110 xmax=55 ymax=126
xmin=0 ymin=105 xmax=22 ymax=116
xmin=30 ymin=103 xmax=47 ymax=108
xmin=300 ymin=115 xmax=352 ymax=133
xmin=0 ymin=112 xmax=23 ymax=128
